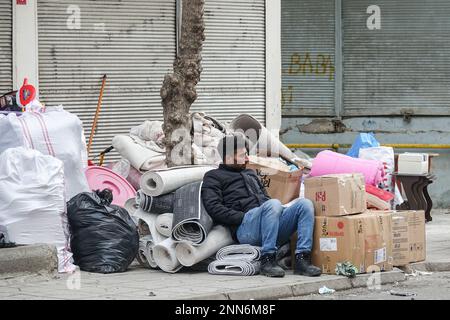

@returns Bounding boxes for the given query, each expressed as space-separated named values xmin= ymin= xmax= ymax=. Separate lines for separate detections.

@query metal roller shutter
xmin=192 ymin=0 xmax=266 ymax=124
xmin=37 ymin=0 xmax=176 ymax=160
xmin=343 ymin=0 xmax=450 ymax=116
xmin=0 ymin=0 xmax=12 ymax=94
xmin=281 ymin=0 xmax=336 ymax=117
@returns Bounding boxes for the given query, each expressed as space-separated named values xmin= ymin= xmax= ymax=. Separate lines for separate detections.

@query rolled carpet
xmin=208 ymin=260 xmax=261 ymax=276
xmin=153 ymin=237 xmax=182 ymax=273
xmin=175 ymin=225 xmax=235 ymax=267
xmin=216 ymin=244 xmax=261 ymax=261
xmin=140 ymin=165 xmax=215 ymax=197
xmin=112 ymin=135 xmax=166 ymax=172
xmin=135 ymin=190 xmax=174 ymax=214
xmin=156 ymin=213 xmax=174 ymax=238
xmin=132 ymin=209 xmax=167 ymax=244
xmin=171 ymin=181 xmax=214 ymax=245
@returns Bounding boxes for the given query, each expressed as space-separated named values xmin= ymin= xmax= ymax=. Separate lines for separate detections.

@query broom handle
xmin=87 ymin=74 xmax=107 ymax=157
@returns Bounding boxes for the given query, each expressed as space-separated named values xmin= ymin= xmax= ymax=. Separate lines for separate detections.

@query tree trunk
xmin=161 ymin=0 xmax=204 ymax=167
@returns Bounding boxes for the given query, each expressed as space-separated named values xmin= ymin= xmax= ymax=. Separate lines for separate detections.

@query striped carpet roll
xmin=208 ymin=260 xmax=261 ymax=276
xmin=135 ymin=190 xmax=174 ymax=214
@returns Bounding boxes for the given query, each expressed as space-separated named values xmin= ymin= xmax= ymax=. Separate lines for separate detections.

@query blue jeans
xmin=236 ymin=198 xmax=315 ymax=255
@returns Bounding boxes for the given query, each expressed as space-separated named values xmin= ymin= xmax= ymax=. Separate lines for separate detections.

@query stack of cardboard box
xmin=303 ymin=173 xmax=426 ymax=275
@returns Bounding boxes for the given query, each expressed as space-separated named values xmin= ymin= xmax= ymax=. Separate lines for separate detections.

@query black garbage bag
xmin=67 ymin=189 xmax=139 ymax=273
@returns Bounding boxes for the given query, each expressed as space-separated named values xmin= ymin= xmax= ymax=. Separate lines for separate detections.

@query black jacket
xmin=201 ymin=164 xmax=270 ymax=240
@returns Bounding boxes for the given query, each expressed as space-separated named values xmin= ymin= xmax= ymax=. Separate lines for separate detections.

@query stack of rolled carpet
xmin=129 ymin=165 xmax=237 ymax=274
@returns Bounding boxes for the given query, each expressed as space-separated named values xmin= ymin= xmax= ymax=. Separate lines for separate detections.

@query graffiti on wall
xmin=282 ymin=52 xmax=335 ymax=108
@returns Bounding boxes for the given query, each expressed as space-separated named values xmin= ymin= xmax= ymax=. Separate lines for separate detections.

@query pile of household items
xmin=302 ymin=134 xmax=427 ymax=275
xmin=0 ymin=82 xmax=427 ymax=276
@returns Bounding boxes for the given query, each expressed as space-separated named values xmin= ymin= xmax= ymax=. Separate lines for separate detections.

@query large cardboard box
xmin=391 ymin=212 xmax=410 ymax=266
xmin=371 ymin=210 xmax=426 ymax=266
xmin=392 ymin=210 xmax=426 ymax=266
xmin=312 ymin=212 xmax=393 ymax=274
xmin=408 ymin=210 xmax=426 ymax=263
xmin=247 ymin=156 xmax=302 ymax=204
xmin=305 ymin=173 xmax=366 ymax=217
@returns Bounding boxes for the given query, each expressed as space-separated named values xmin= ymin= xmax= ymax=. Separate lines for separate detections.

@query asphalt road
xmin=283 ymin=271 xmax=450 ymax=300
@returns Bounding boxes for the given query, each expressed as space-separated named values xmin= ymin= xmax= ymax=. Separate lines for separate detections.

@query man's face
xmin=224 ymin=147 xmax=249 ymax=169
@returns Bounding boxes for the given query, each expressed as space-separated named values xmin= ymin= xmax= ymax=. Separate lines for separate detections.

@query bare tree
xmin=161 ymin=0 xmax=205 ymax=167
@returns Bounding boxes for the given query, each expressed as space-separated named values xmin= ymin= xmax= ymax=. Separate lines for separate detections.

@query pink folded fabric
xmin=310 ymin=150 xmax=385 ymax=186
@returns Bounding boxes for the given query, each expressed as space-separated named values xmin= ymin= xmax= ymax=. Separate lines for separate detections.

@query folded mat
xmin=156 ymin=213 xmax=173 ymax=238
xmin=208 ymin=260 xmax=261 ymax=276
xmin=136 ymin=189 xmax=175 ymax=214
xmin=175 ymin=225 xmax=234 ymax=267
xmin=136 ymin=235 xmax=157 ymax=269
xmin=366 ymin=193 xmax=390 ymax=210
xmin=112 ymin=135 xmax=166 ymax=172
xmin=215 ymin=244 xmax=262 ymax=261
xmin=153 ymin=237 xmax=182 ymax=273
xmin=171 ymin=181 xmax=214 ymax=245
xmin=140 ymin=165 xmax=215 ymax=197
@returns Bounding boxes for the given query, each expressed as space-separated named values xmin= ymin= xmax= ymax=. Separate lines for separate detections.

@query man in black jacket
xmin=201 ymin=134 xmax=321 ymax=277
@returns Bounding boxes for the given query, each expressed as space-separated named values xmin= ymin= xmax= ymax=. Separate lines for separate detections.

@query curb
xmin=188 ymin=269 xmax=406 ymax=300
xmin=400 ymin=261 xmax=450 ymax=273
xmin=0 ymin=244 xmax=58 ymax=279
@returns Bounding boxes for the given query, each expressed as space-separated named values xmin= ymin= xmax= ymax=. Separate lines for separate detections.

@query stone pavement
xmin=0 ymin=210 xmax=448 ymax=300
xmin=0 ymin=264 xmax=406 ymax=300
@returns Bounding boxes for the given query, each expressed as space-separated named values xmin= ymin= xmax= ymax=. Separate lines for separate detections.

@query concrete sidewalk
xmin=0 ymin=210 xmax=448 ymax=300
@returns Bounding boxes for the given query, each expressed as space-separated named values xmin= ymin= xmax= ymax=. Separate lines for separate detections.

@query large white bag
xmin=0 ymin=106 xmax=90 ymax=199
xmin=0 ymin=147 xmax=75 ymax=273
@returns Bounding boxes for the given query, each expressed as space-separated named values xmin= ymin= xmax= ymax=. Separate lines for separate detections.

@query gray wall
xmin=281 ymin=116 xmax=450 ymax=208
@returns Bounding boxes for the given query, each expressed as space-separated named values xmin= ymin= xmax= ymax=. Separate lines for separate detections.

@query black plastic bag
xmin=67 ymin=189 xmax=139 ymax=273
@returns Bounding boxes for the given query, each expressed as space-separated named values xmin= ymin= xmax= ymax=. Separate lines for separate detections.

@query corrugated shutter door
xmin=343 ymin=0 xmax=450 ymax=116
xmin=192 ymin=0 xmax=266 ymax=124
xmin=0 ymin=0 xmax=12 ymax=94
xmin=38 ymin=0 xmax=175 ymax=160
xmin=281 ymin=0 xmax=335 ymax=117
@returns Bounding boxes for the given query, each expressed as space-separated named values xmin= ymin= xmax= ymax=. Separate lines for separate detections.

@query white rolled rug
xmin=153 ymin=237 xmax=182 ymax=273
xmin=132 ymin=209 xmax=167 ymax=244
xmin=216 ymin=244 xmax=262 ymax=261
xmin=140 ymin=165 xmax=216 ymax=197
xmin=112 ymin=135 xmax=166 ymax=172
xmin=156 ymin=213 xmax=173 ymax=238
xmin=175 ymin=225 xmax=235 ymax=267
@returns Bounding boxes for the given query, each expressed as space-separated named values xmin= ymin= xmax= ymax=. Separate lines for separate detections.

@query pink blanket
xmin=310 ymin=150 xmax=385 ymax=186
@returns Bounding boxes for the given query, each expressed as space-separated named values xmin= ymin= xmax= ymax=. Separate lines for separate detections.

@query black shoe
xmin=260 ymin=253 xmax=285 ymax=277
xmin=294 ymin=252 xmax=322 ymax=277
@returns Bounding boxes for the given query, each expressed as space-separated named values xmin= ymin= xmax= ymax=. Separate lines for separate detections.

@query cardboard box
xmin=247 ymin=156 xmax=302 ymax=204
xmin=372 ymin=210 xmax=426 ymax=266
xmin=305 ymin=174 xmax=366 ymax=217
xmin=391 ymin=212 xmax=410 ymax=266
xmin=312 ymin=212 xmax=393 ymax=274
xmin=406 ymin=210 xmax=426 ymax=263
